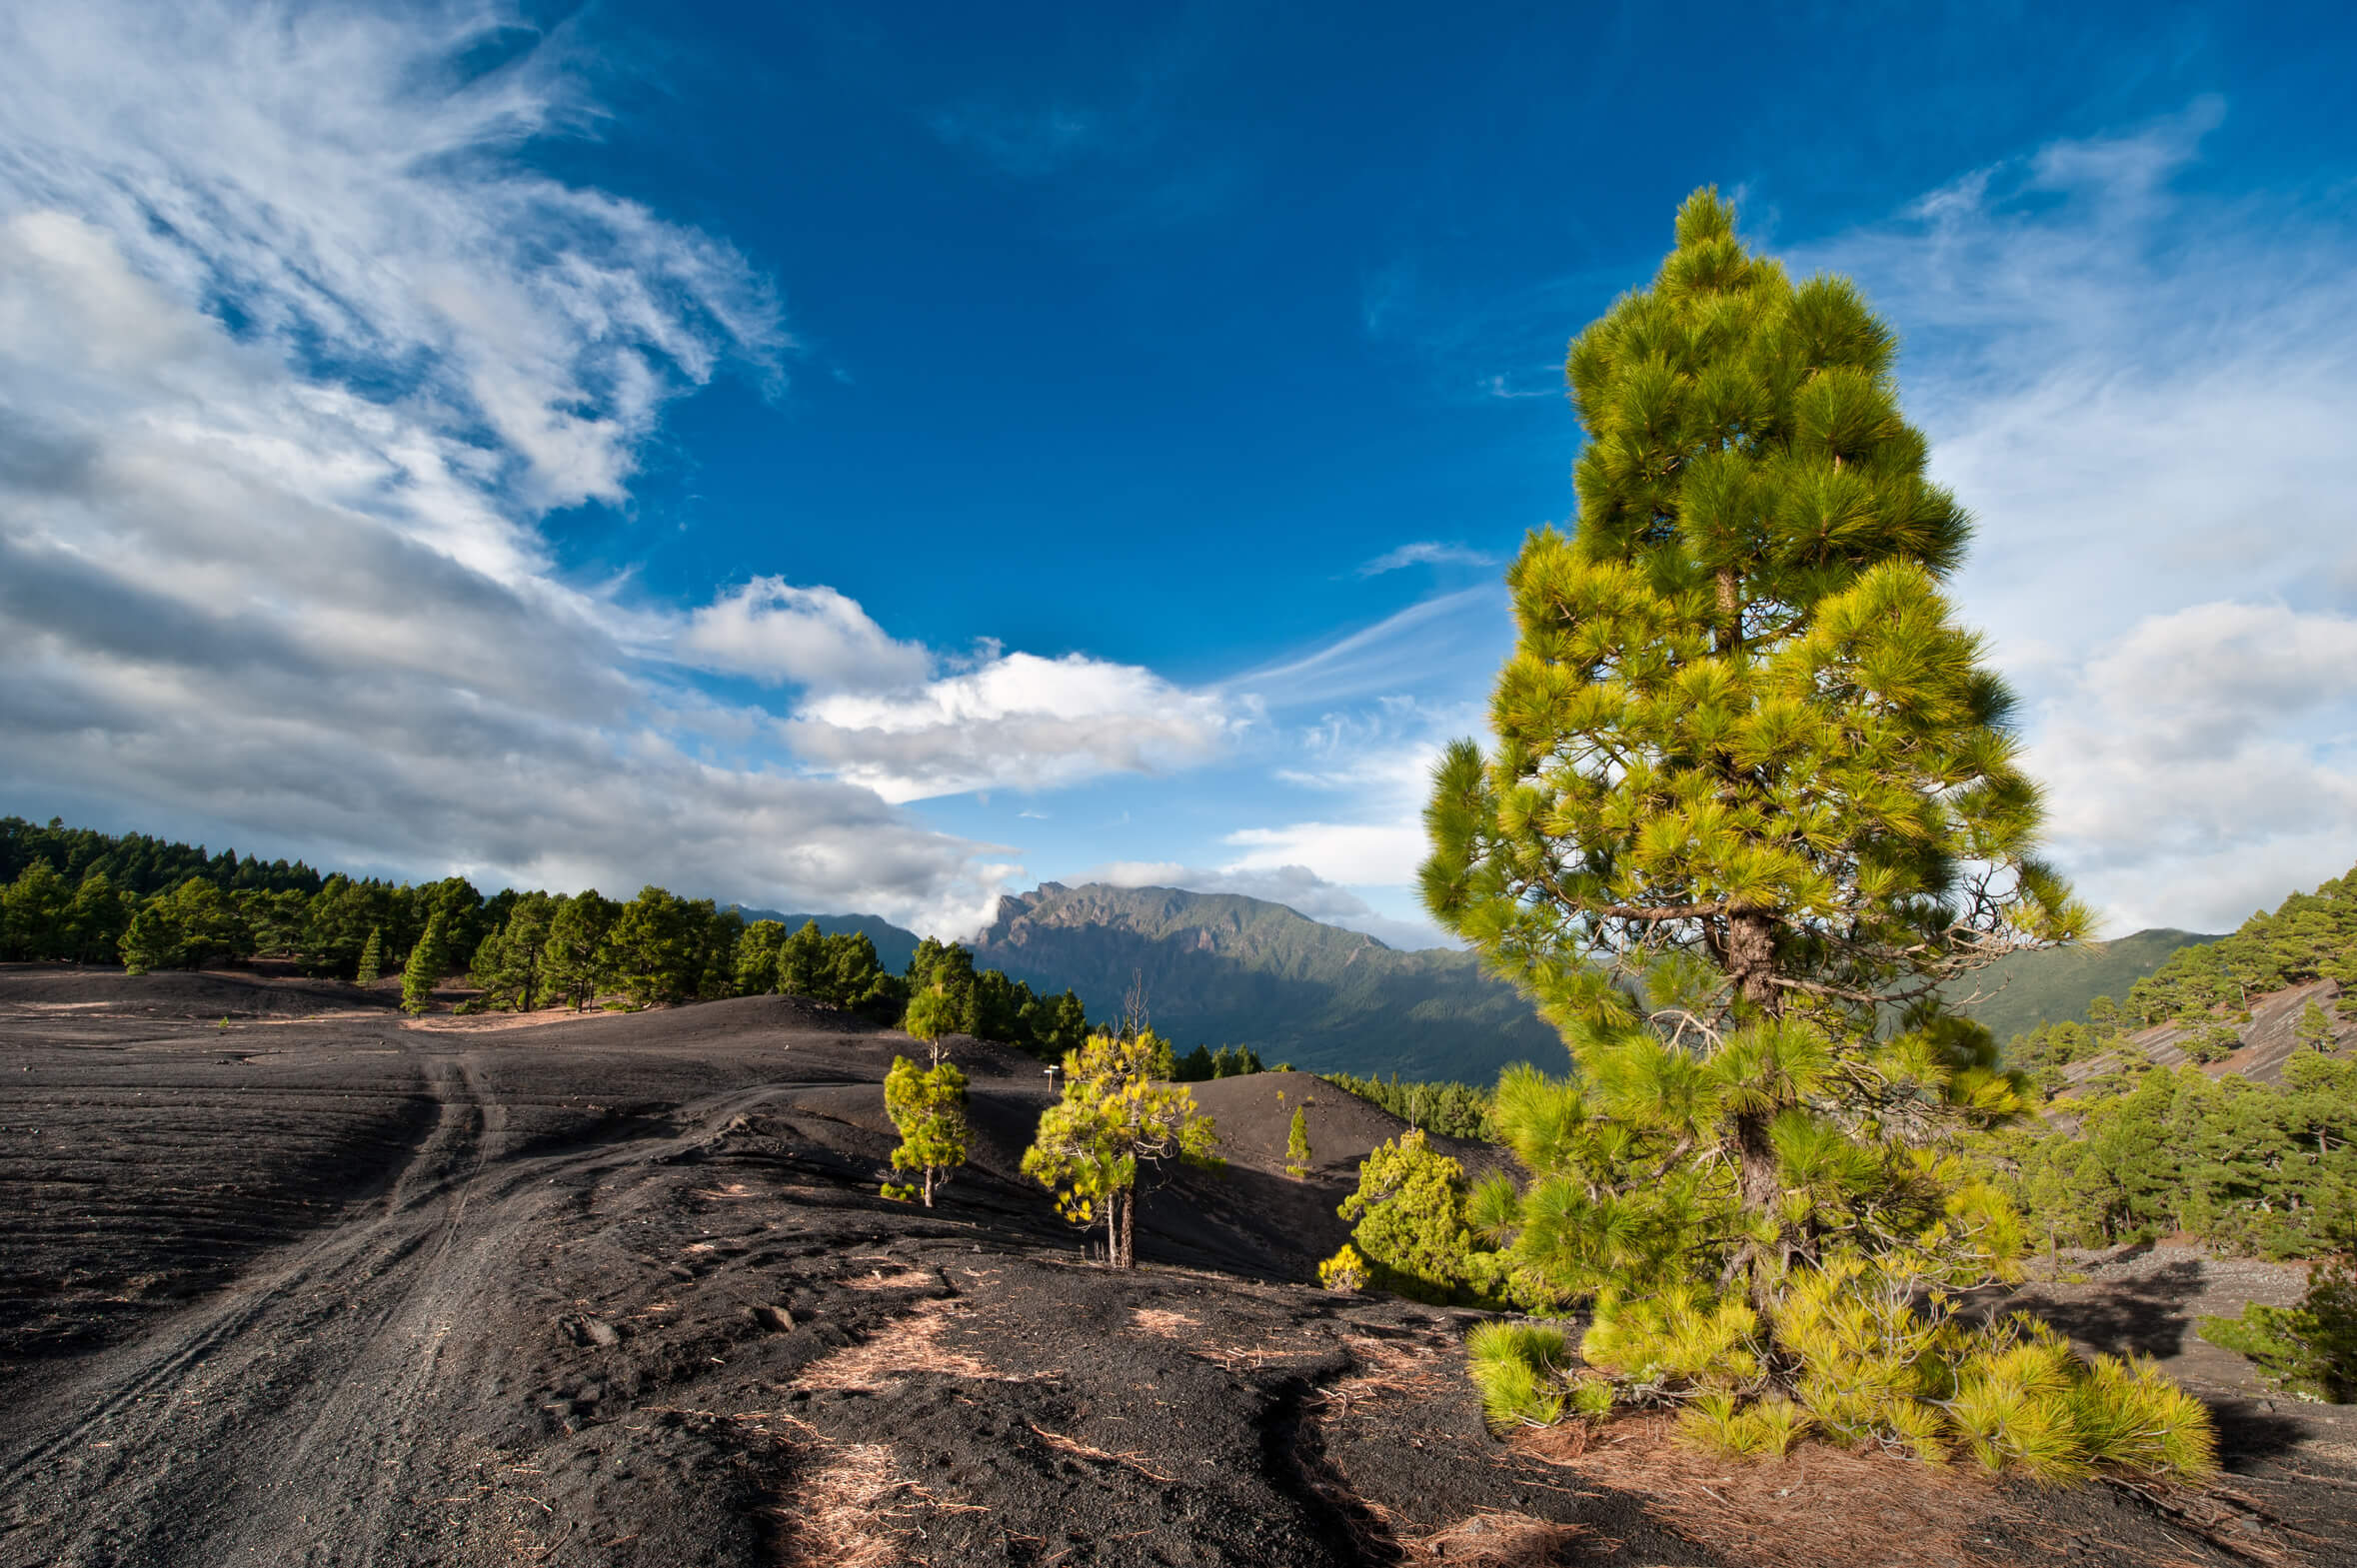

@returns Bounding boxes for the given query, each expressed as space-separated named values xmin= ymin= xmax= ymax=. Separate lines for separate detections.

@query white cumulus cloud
xmin=790 ymin=652 xmax=1244 ymax=802
xmin=2024 ymin=603 xmax=2357 ymax=932
xmin=679 ymin=578 xmax=932 ymax=691
xmin=1796 ymin=99 xmax=2357 ymax=932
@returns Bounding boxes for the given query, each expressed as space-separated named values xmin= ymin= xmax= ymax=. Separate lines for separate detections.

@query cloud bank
xmin=0 ymin=0 xmax=1240 ymax=933
xmin=1792 ymin=100 xmax=2357 ymax=932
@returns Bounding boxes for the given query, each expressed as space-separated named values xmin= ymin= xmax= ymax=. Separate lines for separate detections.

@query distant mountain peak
xmin=971 ymin=880 xmax=1550 ymax=1080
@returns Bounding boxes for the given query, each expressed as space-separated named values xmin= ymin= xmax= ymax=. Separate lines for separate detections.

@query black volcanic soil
xmin=2 ymin=964 xmax=2353 ymax=1568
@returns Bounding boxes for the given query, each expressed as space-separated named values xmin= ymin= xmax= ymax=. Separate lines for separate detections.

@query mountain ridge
xmin=1947 ymin=927 xmax=2227 ymax=1045
xmin=969 ymin=880 xmax=1558 ymax=1080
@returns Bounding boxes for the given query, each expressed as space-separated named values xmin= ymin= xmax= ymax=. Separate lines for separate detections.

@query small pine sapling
xmin=356 ymin=925 xmax=384 ymax=985
xmin=1464 ymin=1321 xmax=1570 ymax=1431
xmin=2295 ymin=999 xmax=2335 ymax=1053
xmin=903 ymin=982 xmax=960 ymax=1063
xmin=1285 ymin=1104 xmax=1311 ymax=1178
xmin=1022 ymin=1029 xmax=1219 ymax=1267
xmin=882 ymin=1054 xmax=969 ymax=1206
xmin=400 ymin=914 xmax=448 ymax=1015
xmin=1322 ymin=1129 xmax=1527 ymax=1306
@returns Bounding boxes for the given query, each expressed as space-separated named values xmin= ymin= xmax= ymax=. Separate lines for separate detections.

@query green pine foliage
xmin=118 ymin=901 xmax=183 ymax=975
xmin=882 ymin=1054 xmax=970 ymax=1206
xmin=542 ymin=891 xmax=619 ymax=1010
xmin=600 ymin=886 xmax=743 ymax=1008
xmin=1174 ymin=1043 xmax=1265 ymax=1081
xmin=1989 ymin=1054 xmax=2357 ymax=1258
xmin=1022 ymin=1029 xmax=1220 ymax=1268
xmin=1317 ymin=1244 xmax=1370 ymax=1292
xmin=113 ymin=878 xmax=249 ymax=973
xmin=1319 ymin=1071 xmax=1495 ymax=1140
xmin=1480 ymin=1265 xmax=2212 ymax=1478
xmin=1465 ymin=1321 xmax=1572 ymax=1430
xmin=903 ymin=982 xmax=960 ymax=1052
xmin=1410 ymin=189 xmax=2211 ymax=1480
xmin=2198 ymin=1242 xmax=2357 ymax=1403
xmin=400 ymin=912 xmax=449 ymax=1014
xmin=466 ymin=894 xmax=556 ymax=1011
xmin=2121 ymin=865 xmax=2357 ymax=1024
xmin=0 ymin=858 xmax=72 ymax=961
xmin=775 ymin=920 xmax=905 ymax=1019
xmin=1323 ymin=1129 xmax=1532 ymax=1307
xmin=1285 ymin=1104 xmax=1312 ymax=1178
xmin=7 ymin=815 xmax=1121 ymax=1041
xmin=732 ymin=918 xmax=789 ymax=996
xmin=899 ymin=935 xmax=1090 ymax=1058
xmin=2 ymin=815 xmax=323 ymax=901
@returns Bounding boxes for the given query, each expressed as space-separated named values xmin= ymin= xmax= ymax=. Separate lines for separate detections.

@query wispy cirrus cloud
xmin=0 ymin=0 xmax=1246 ymax=935
xmin=1235 ymin=588 xmax=1508 ymax=710
xmin=1794 ymin=96 xmax=2357 ymax=931
xmin=927 ymin=103 xmax=1103 ymax=178
xmin=1356 ymin=541 xmax=1497 ymax=577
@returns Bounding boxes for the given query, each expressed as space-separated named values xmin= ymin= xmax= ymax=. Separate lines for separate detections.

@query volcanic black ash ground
xmin=1 ymin=967 xmax=2352 ymax=1567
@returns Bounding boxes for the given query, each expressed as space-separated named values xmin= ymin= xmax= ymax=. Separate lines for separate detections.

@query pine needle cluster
xmin=1470 ymin=1298 xmax=2213 ymax=1481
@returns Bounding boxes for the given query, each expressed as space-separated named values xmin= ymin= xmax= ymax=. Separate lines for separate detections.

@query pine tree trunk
xmin=1723 ymin=908 xmax=1786 ymax=1313
xmin=1117 ymin=1186 xmax=1137 ymax=1269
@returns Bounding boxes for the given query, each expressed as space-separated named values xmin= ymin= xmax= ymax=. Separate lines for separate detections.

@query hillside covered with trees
xmin=0 ymin=813 xmax=1094 ymax=1060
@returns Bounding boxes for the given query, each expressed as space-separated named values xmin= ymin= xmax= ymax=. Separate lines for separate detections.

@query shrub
xmin=1465 ymin=1321 xmax=1569 ymax=1431
xmin=1330 ymin=1129 xmax=1485 ymax=1304
xmin=2199 ymin=1248 xmax=2357 ymax=1403
xmin=1318 ymin=1244 xmax=1368 ymax=1292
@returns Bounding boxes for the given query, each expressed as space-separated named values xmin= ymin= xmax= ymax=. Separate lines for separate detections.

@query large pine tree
xmin=1424 ymin=191 xmax=2209 ymax=1477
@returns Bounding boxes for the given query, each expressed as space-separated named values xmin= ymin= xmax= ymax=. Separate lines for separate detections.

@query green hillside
xmin=970 ymin=882 xmax=1558 ymax=1081
xmin=1948 ymin=928 xmax=2222 ymax=1045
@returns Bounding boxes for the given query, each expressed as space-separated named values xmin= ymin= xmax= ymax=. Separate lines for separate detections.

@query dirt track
xmin=3 ymin=966 xmax=2354 ymax=1568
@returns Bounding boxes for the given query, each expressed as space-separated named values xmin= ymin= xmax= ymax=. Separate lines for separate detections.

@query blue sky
xmin=2 ymin=0 xmax=2353 ymax=944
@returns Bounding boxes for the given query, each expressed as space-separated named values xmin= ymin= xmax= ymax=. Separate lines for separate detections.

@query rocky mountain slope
xmin=2054 ymin=975 xmax=2353 ymax=1092
xmin=969 ymin=882 xmax=1560 ymax=1081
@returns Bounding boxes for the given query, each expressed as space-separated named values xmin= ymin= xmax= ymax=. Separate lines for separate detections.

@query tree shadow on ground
xmin=2011 ymin=1258 xmax=2207 ymax=1358
xmin=2205 ymin=1396 xmax=2318 ymax=1468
